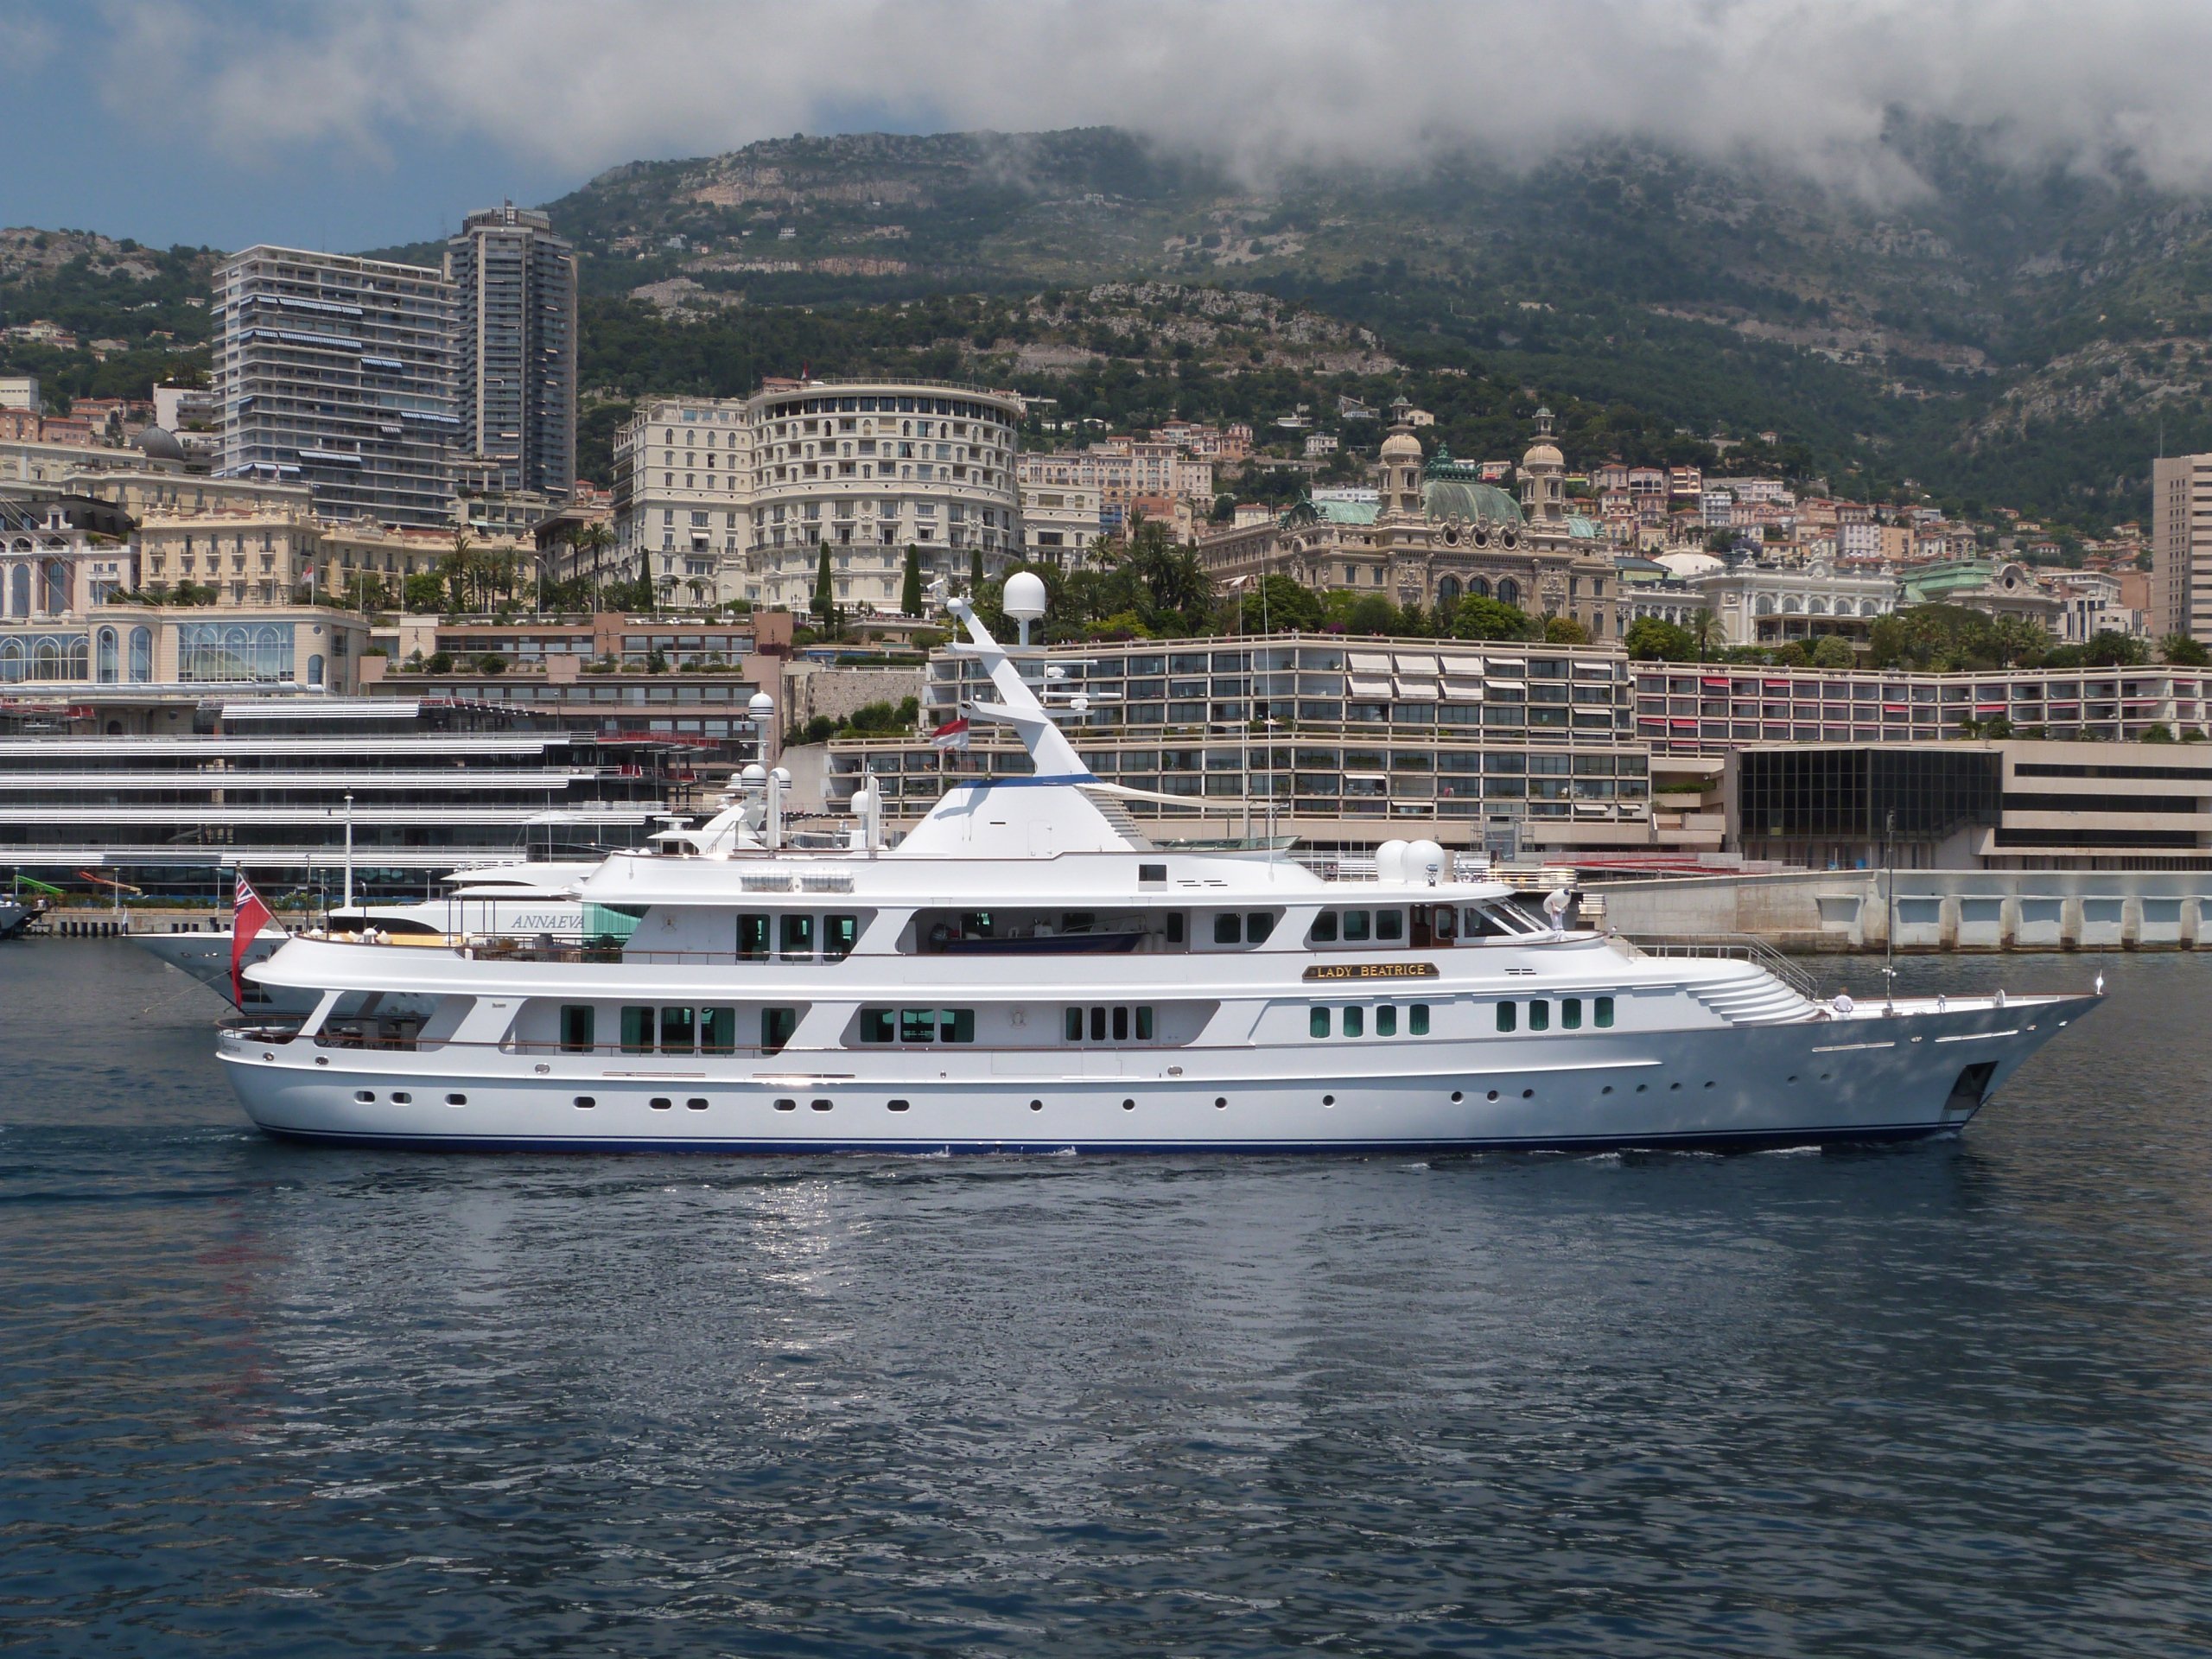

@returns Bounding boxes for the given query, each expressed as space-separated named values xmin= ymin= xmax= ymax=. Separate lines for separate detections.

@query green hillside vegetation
xmin=0 ymin=231 xmax=217 ymax=407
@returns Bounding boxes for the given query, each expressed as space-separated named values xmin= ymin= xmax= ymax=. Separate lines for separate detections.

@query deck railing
xmin=1622 ymin=934 xmax=1823 ymax=1002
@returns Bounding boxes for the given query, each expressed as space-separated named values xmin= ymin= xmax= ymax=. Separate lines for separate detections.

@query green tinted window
xmin=1497 ymin=1002 xmax=1516 ymax=1033
xmin=1376 ymin=910 xmax=1404 ymax=943
xmin=1561 ymin=997 xmax=1582 ymax=1030
xmin=1312 ymin=912 xmax=1338 ymax=944
xmin=900 ymin=1007 xmax=936 ymax=1043
xmin=1409 ymin=1004 xmax=1430 ymax=1036
xmin=1135 ymin=1006 xmax=1154 ymax=1040
xmin=660 ymin=1006 xmax=695 ymax=1052
xmin=1595 ymin=996 xmax=1615 ymax=1028
xmin=1344 ymin=1006 xmax=1364 ymax=1038
xmin=1311 ymin=1006 xmax=1331 ymax=1038
xmin=861 ymin=1008 xmax=895 ymax=1043
xmin=737 ymin=914 xmax=770 ymax=960
xmin=621 ymin=1005 xmax=653 ymax=1052
xmin=559 ymin=1005 xmax=594 ymax=1052
xmin=1376 ymin=1006 xmax=1397 ymax=1037
xmin=941 ymin=1008 xmax=975 ymax=1044
xmin=1529 ymin=1001 xmax=1550 ymax=1032
xmin=701 ymin=1007 xmax=736 ymax=1053
xmin=824 ymin=914 xmax=858 ymax=960
xmin=1344 ymin=910 xmax=1371 ymax=943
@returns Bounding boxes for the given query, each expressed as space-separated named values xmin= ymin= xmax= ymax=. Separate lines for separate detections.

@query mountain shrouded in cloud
xmin=88 ymin=0 xmax=2212 ymax=203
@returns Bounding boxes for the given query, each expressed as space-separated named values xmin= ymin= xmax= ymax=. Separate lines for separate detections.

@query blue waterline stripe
xmin=250 ymin=1122 xmax=1960 ymax=1156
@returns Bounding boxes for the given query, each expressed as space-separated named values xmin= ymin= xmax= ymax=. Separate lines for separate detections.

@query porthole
xmin=576 ymin=1096 xmax=599 ymax=1109
xmin=1323 ymin=1094 xmax=1336 ymax=1107
xmin=774 ymin=1098 xmax=797 ymax=1113
xmin=391 ymin=1091 xmax=412 ymax=1104
xmin=810 ymin=1099 xmax=833 ymax=1112
xmin=1787 ymin=1075 xmax=1799 ymax=1084
xmin=650 ymin=1096 xmax=671 ymax=1110
xmin=1704 ymin=1081 xmax=1716 ymax=1089
xmin=1028 ymin=1099 xmax=1042 ymax=1112
xmin=353 ymin=1090 xmax=374 ymax=1103
xmin=1521 ymin=1088 xmax=1534 ymax=1099
xmin=445 ymin=1093 xmax=467 ymax=1106
xmin=1451 ymin=1090 xmax=1464 ymax=1103
xmin=888 ymin=1099 xmax=911 ymax=1113
xmin=686 ymin=1097 xmax=708 ymax=1111
xmin=1485 ymin=1090 xmax=1499 ymax=1102
xmin=1600 ymin=1085 xmax=1612 ymax=1095
xmin=1122 ymin=1098 xmax=1135 ymax=1111
xmin=1634 ymin=1084 xmax=1646 ymax=1093
xmin=1669 ymin=1083 xmax=1681 ymax=1091
xmin=1215 ymin=1096 xmax=1228 ymax=1109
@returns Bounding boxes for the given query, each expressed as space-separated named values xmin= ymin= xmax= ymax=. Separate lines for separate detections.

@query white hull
xmin=218 ymin=995 xmax=2088 ymax=1154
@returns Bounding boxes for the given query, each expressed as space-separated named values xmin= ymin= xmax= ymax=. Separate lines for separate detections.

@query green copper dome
xmin=1421 ymin=445 xmax=1523 ymax=527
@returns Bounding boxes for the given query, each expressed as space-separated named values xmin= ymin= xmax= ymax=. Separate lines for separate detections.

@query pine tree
xmin=900 ymin=545 xmax=923 ymax=615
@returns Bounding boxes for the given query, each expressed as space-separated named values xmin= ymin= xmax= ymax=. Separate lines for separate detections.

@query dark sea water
xmin=2 ymin=940 xmax=2209 ymax=1656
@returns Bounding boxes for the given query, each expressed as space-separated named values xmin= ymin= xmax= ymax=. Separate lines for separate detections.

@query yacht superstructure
xmin=216 ymin=593 xmax=2097 ymax=1154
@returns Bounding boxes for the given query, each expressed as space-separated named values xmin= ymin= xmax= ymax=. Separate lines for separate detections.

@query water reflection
xmin=3 ymin=943 xmax=2209 ymax=1654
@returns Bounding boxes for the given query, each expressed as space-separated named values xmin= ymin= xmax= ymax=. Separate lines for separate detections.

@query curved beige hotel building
xmin=611 ymin=378 xmax=1023 ymax=609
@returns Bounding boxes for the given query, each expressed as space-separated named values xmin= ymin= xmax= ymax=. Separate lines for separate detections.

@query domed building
xmin=1195 ymin=410 xmax=1618 ymax=638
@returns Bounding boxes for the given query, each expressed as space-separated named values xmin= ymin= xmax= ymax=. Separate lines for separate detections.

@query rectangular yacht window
xmin=1376 ymin=1006 xmax=1397 ymax=1037
xmin=1135 ymin=1007 xmax=1154 ymax=1040
xmin=824 ymin=914 xmax=858 ymax=960
xmin=661 ymin=1006 xmax=695 ymax=1052
xmin=1343 ymin=911 xmax=1371 ymax=944
xmin=1247 ymin=912 xmax=1275 ymax=944
xmin=1529 ymin=1001 xmax=1550 ymax=1032
xmin=1375 ymin=911 xmax=1404 ymax=944
xmin=1560 ymin=998 xmax=1582 ymax=1030
xmin=901 ymin=1007 xmax=937 ymax=1043
xmin=1065 ymin=1007 xmax=1084 ymax=1042
xmin=1343 ymin=1007 xmax=1364 ymax=1038
xmin=1409 ymin=1004 xmax=1430 ymax=1035
xmin=560 ymin=1005 xmax=594 ymax=1052
xmin=1497 ymin=1002 xmax=1517 ymax=1033
xmin=1595 ymin=996 xmax=1615 ymax=1028
xmin=761 ymin=1007 xmax=797 ymax=1054
xmin=782 ymin=913 xmax=816 ymax=959
xmin=1213 ymin=912 xmax=1242 ymax=945
xmin=862 ymin=1009 xmax=897 ymax=1043
xmin=1311 ymin=1006 xmax=1331 ymax=1038
xmin=738 ymin=913 xmax=770 ymax=961
xmin=621 ymin=1006 xmax=653 ymax=1052
xmin=701 ymin=1007 xmax=736 ymax=1053
xmin=1311 ymin=911 xmax=1338 ymax=944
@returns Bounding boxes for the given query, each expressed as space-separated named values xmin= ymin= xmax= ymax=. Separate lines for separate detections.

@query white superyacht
xmin=218 ymin=590 xmax=2097 ymax=1154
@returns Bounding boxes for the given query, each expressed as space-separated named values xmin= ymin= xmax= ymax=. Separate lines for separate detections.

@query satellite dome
xmin=1002 ymin=570 xmax=1049 ymax=620
xmin=135 ymin=424 xmax=187 ymax=464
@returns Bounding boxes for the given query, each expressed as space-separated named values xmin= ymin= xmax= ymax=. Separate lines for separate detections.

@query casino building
xmin=1197 ymin=411 xmax=1618 ymax=640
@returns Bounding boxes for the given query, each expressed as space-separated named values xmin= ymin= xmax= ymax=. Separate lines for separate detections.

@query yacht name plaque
xmin=1302 ymin=962 xmax=1440 ymax=982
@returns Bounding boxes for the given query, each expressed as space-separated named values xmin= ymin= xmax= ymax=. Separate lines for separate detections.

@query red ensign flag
xmin=231 ymin=874 xmax=273 ymax=1007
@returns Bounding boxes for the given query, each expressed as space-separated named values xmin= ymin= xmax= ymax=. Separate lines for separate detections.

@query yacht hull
xmin=218 ymin=995 xmax=2092 ymax=1154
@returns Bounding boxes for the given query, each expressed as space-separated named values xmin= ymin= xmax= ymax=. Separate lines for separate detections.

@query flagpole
xmin=343 ymin=791 xmax=354 ymax=912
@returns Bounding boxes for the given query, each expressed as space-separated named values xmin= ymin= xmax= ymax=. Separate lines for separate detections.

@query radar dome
xmin=1003 ymin=570 xmax=1049 ymax=620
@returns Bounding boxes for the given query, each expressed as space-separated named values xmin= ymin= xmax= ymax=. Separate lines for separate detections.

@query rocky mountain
xmin=540 ymin=124 xmax=2212 ymax=527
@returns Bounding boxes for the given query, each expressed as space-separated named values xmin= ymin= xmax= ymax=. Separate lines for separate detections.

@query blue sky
xmin=10 ymin=1 xmax=2212 ymax=257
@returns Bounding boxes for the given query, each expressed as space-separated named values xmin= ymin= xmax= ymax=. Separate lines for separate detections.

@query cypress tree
xmin=969 ymin=545 xmax=984 ymax=594
xmin=901 ymin=545 xmax=923 ymax=615
xmin=812 ymin=541 xmax=833 ymax=627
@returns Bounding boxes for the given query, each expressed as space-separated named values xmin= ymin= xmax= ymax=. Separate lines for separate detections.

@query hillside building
xmin=446 ymin=204 xmax=577 ymax=500
xmin=213 ymin=245 xmax=459 ymax=530
xmin=610 ymin=380 xmax=1023 ymax=609
xmin=1195 ymin=413 xmax=1616 ymax=640
xmin=2152 ymin=451 xmax=2212 ymax=645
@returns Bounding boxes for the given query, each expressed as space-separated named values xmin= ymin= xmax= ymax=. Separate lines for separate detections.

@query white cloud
xmin=86 ymin=0 xmax=2212 ymax=199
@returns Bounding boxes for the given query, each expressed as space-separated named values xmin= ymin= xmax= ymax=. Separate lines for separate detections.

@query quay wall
xmin=1590 ymin=870 xmax=2212 ymax=952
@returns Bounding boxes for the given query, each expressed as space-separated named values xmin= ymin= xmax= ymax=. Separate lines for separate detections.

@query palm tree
xmin=1690 ymin=607 xmax=1726 ymax=659
xmin=440 ymin=531 xmax=475 ymax=614
xmin=574 ymin=521 xmax=615 ymax=613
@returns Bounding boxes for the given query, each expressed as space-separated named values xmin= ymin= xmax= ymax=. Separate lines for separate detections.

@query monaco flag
xmin=231 ymin=873 xmax=274 ymax=1007
xmin=931 ymin=716 xmax=970 ymax=753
